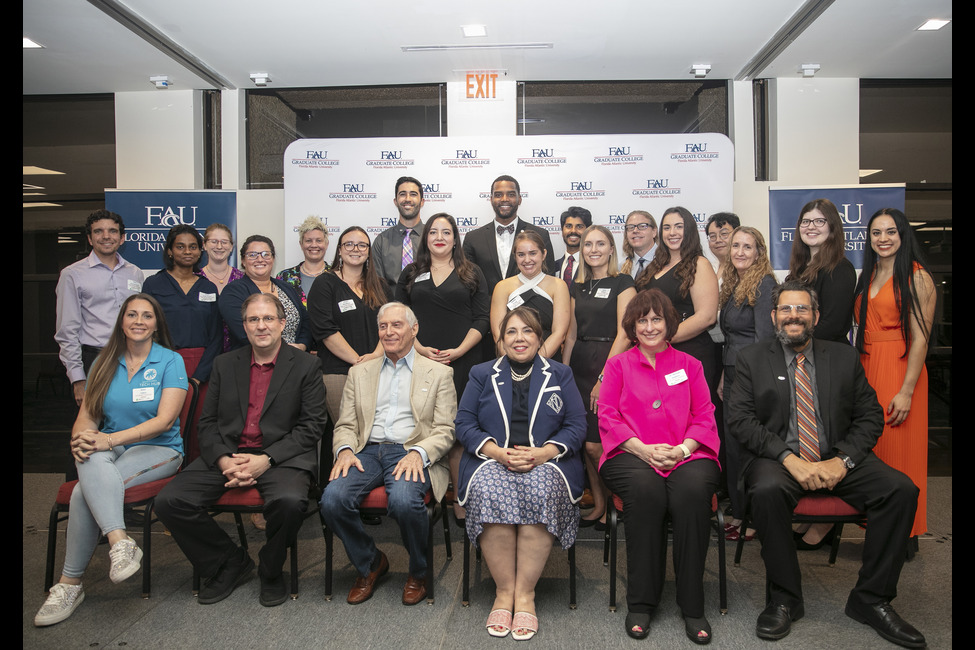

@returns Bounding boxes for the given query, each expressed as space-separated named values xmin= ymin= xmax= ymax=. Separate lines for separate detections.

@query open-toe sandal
xmin=486 ymin=609 xmax=512 ymax=638
xmin=511 ymin=611 xmax=538 ymax=641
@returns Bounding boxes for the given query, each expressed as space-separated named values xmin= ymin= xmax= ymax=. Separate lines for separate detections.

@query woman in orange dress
xmin=854 ymin=208 xmax=935 ymax=542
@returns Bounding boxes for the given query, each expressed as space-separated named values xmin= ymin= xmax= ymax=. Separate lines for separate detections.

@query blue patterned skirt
xmin=465 ymin=461 xmax=580 ymax=549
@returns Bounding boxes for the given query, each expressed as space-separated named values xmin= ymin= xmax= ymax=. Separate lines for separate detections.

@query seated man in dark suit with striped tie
xmin=727 ymin=281 xmax=924 ymax=648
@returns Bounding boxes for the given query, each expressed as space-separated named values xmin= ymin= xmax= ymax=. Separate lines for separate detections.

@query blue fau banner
xmin=105 ymin=190 xmax=237 ymax=272
xmin=768 ymin=185 xmax=905 ymax=271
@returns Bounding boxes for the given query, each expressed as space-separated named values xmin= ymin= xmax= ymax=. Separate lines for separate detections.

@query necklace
xmin=510 ymin=365 xmax=533 ymax=382
xmin=301 ymin=262 xmax=326 ymax=277
xmin=205 ymin=265 xmax=232 ymax=285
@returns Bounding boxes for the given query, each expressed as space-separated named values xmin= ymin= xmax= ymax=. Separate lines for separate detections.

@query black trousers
xmin=601 ymin=455 xmax=719 ymax=617
xmin=744 ymin=453 xmax=918 ymax=609
xmin=156 ymin=457 xmax=312 ymax=579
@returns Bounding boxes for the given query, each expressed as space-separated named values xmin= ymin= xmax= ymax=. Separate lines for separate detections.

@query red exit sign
xmin=466 ymin=73 xmax=498 ymax=99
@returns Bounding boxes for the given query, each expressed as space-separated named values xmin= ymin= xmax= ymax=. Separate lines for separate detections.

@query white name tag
xmin=127 ymin=280 xmax=142 ymax=292
xmin=338 ymin=299 xmax=357 ymax=313
xmin=199 ymin=292 xmax=216 ymax=303
xmin=414 ymin=272 xmax=431 ymax=282
xmin=507 ymin=294 xmax=525 ymax=310
xmin=665 ymin=369 xmax=688 ymax=386
xmin=594 ymin=287 xmax=612 ymax=299
xmin=132 ymin=387 xmax=155 ymax=402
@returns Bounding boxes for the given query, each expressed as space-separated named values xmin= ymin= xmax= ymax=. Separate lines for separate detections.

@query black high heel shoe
xmin=683 ymin=614 xmax=712 ymax=645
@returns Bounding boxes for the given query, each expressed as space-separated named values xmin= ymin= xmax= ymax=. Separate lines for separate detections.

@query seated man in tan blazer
xmin=320 ymin=302 xmax=456 ymax=606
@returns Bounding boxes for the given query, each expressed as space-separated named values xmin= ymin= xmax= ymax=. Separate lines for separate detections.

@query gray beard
xmin=775 ymin=321 xmax=814 ymax=347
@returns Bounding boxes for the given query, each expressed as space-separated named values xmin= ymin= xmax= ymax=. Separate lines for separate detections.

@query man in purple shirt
xmin=55 ymin=210 xmax=144 ymax=405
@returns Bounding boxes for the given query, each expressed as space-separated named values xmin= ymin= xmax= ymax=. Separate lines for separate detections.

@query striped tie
xmin=795 ymin=353 xmax=820 ymax=462
xmin=401 ymin=229 xmax=413 ymax=269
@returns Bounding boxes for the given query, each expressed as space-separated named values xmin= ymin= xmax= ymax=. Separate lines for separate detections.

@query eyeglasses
xmin=625 ymin=223 xmax=654 ymax=233
xmin=244 ymin=251 xmax=273 ymax=260
xmin=341 ymin=241 xmax=370 ymax=251
xmin=799 ymin=218 xmax=827 ymax=229
xmin=707 ymin=229 xmax=733 ymax=242
xmin=245 ymin=315 xmax=282 ymax=325
xmin=776 ymin=304 xmax=812 ymax=315
xmin=206 ymin=239 xmax=231 ymax=247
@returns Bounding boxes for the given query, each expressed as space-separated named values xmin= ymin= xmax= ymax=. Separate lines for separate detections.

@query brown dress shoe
xmin=402 ymin=575 xmax=427 ymax=606
xmin=347 ymin=551 xmax=389 ymax=604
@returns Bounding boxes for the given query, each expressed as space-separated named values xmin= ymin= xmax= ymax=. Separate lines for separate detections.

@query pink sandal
xmin=486 ymin=609 xmax=512 ymax=638
xmin=512 ymin=611 xmax=538 ymax=641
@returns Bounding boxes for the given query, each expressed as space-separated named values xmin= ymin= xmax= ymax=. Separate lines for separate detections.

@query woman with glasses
xmin=619 ymin=210 xmax=658 ymax=280
xmin=218 ymin=235 xmax=312 ymax=351
xmin=198 ymin=223 xmax=244 ymax=352
xmin=785 ymin=199 xmax=856 ymax=343
xmin=307 ymin=226 xmax=391 ymax=424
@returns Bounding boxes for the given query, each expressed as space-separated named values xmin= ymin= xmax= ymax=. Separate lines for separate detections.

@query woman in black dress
xmin=786 ymin=198 xmax=856 ymax=343
xmin=396 ymin=212 xmax=490 ymax=523
xmin=562 ymin=225 xmax=636 ymax=528
xmin=635 ymin=206 xmax=719 ymax=389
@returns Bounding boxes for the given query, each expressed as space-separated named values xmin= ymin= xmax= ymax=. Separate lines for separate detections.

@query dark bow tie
xmin=496 ymin=223 xmax=515 ymax=235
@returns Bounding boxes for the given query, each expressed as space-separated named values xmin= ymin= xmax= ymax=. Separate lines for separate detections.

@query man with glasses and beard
xmin=726 ymin=281 xmax=924 ymax=648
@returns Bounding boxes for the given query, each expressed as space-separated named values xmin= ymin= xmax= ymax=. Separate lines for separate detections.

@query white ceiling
xmin=23 ymin=0 xmax=952 ymax=95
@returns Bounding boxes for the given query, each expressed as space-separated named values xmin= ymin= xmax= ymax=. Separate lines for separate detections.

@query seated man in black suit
xmin=727 ymin=281 xmax=924 ymax=648
xmin=157 ymin=293 xmax=326 ymax=608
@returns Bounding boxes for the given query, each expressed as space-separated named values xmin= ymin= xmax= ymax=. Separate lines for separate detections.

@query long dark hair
xmin=329 ymin=226 xmax=388 ymax=310
xmin=84 ymin=294 xmax=174 ymax=423
xmin=786 ymin=198 xmax=847 ymax=284
xmin=402 ymin=213 xmax=480 ymax=295
xmin=637 ymin=206 xmax=703 ymax=297
xmin=854 ymin=208 xmax=931 ymax=358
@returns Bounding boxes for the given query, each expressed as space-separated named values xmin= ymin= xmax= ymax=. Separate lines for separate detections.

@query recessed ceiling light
xmin=858 ymin=169 xmax=883 ymax=178
xmin=23 ymin=166 xmax=65 ymax=175
xmin=462 ymin=24 xmax=487 ymax=38
xmin=917 ymin=19 xmax=950 ymax=31
xmin=23 ymin=37 xmax=44 ymax=48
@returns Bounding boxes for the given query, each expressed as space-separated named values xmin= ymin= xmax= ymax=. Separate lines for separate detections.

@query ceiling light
xmin=250 ymin=73 xmax=271 ymax=86
xmin=23 ymin=166 xmax=64 ymax=175
xmin=403 ymin=43 xmax=552 ymax=52
xmin=23 ymin=37 xmax=44 ymax=48
xmin=691 ymin=64 xmax=711 ymax=79
xmin=859 ymin=169 xmax=882 ymax=178
xmin=462 ymin=24 xmax=487 ymax=38
xmin=800 ymin=63 xmax=820 ymax=77
xmin=149 ymin=75 xmax=170 ymax=89
xmin=917 ymin=19 xmax=950 ymax=31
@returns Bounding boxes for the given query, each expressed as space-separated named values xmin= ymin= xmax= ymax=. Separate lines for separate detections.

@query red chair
xmin=322 ymin=486 xmax=452 ymax=604
xmin=44 ymin=381 xmax=199 ymax=598
xmin=734 ymin=494 xmax=868 ymax=566
xmin=605 ymin=493 xmax=728 ymax=614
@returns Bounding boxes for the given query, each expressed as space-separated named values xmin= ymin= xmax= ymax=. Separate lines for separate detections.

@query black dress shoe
xmin=845 ymin=599 xmax=926 ymax=648
xmin=198 ymin=548 xmax=255 ymax=605
xmin=259 ymin=570 xmax=288 ymax=607
xmin=794 ymin=526 xmax=835 ymax=551
xmin=756 ymin=602 xmax=804 ymax=640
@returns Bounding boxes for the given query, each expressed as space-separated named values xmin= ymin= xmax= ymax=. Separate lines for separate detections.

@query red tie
xmin=795 ymin=353 xmax=820 ymax=462
xmin=563 ymin=256 xmax=574 ymax=284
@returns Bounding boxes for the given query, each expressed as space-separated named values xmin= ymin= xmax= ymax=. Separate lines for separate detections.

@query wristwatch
xmin=836 ymin=453 xmax=854 ymax=469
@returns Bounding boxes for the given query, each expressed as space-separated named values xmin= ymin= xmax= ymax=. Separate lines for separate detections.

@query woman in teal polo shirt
xmin=34 ymin=294 xmax=188 ymax=627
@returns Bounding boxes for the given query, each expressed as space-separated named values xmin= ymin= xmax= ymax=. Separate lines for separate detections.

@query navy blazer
xmin=454 ymin=355 xmax=587 ymax=505
xmin=218 ymin=275 xmax=313 ymax=351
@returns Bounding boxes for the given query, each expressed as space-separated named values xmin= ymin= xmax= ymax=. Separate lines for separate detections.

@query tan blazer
xmin=332 ymin=354 xmax=456 ymax=500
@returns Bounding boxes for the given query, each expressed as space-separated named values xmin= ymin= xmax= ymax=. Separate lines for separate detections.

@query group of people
xmin=39 ymin=181 xmax=933 ymax=648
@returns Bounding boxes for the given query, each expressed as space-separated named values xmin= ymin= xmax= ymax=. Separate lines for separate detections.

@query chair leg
xmin=322 ymin=513 xmax=333 ymax=601
xmin=462 ymin=536 xmax=471 ymax=607
xmin=290 ymin=538 xmax=299 ymax=599
xmin=233 ymin=512 xmax=248 ymax=550
xmin=608 ymin=505 xmax=618 ymax=612
xmin=734 ymin=516 xmax=748 ymax=566
xmin=828 ymin=523 xmax=844 ymax=566
xmin=426 ymin=505 xmax=435 ymax=604
xmin=45 ymin=504 xmax=60 ymax=593
xmin=142 ymin=501 xmax=154 ymax=599
xmin=568 ymin=543 xmax=577 ymax=610
xmin=442 ymin=504 xmax=452 ymax=561
xmin=714 ymin=506 xmax=727 ymax=614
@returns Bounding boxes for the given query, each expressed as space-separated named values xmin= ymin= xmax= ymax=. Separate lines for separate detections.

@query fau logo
xmin=145 ymin=206 xmax=197 ymax=226
xmin=570 ymin=182 xmax=593 ymax=191
xmin=839 ymin=203 xmax=865 ymax=225
xmin=646 ymin=179 xmax=670 ymax=189
xmin=380 ymin=217 xmax=398 ymax=227
xmin=532 ymin=149 xmax=554 ymax=158
xmin=423 ymin=183 xmax=440 ymax=193
xmin=343 ymin=184 xmax=364 ymax=192
xmin=608 ymin=147 xmax=630 ymax=156
xmin=380 ymin=151 xmax=402 ymax=160
xmin=305 ymin=151 xmax=328 ymax=159
xmin=456 ymin=150 xmax=478 ymax=159
xmin=533 ymin=216 xmax=555 ymax=226
xmin=685 ymin=143 xmax=707 ymax=152
xmin=608 ymin=215 xmax=626 ymax=224
xmin=456 ymin=217 xmax=477 ymax=227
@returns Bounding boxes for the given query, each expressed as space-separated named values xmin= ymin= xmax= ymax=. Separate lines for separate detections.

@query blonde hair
xmin=719 ymin=227 xmax=777 ymax=308
xmin=297 ymin=216 xmax=328 ymax=245
xmin=575 ymin=225 xmax=620 ymax=283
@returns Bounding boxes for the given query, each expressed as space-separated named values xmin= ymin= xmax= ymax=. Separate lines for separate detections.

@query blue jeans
xmin=320 ymin=443 xmax=431 ymax=577
xmin=63 ymin=445 xmax=183 ymax=579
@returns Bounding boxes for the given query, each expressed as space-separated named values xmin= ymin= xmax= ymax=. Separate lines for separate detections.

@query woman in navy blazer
xmin=455 ymin=306 xmax=586 ymax=640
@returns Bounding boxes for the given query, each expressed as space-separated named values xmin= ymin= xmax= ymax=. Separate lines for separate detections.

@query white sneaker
xmin=108 ymin=536 xmax=143 ymax=584
xmin=34 ymin=583 xmax=85 ymax=626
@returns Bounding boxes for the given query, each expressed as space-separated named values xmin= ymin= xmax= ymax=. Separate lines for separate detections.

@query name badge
xmin=338 ymin=299 xmax=357 ymax=313
xmin=127 ymin=280 xmax=142 ymax=292
xmin=665 ymin=369 xmax=689 ymax=386
xmin=414 ymin=272 xmax=431 ymax=282
xmin=132 ymin=387 xmax=155 ymax=402
xmin=199 ymin=292 xmax=216 ymax=303
xmin=507 ymin=294 xmax=525 ymax=310
xmin=594 ymin=287 xmax=612 ymax=299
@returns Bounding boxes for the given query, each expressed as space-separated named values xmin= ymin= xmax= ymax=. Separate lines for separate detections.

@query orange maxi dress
xmin=855 ymin=274 xmax=927 ymax=537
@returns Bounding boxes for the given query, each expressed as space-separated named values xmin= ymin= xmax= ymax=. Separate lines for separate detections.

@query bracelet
xmin=107 ymin=434 xmax=114 ymax=451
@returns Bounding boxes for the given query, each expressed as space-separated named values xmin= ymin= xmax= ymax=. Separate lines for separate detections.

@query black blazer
xmin=196 ymin=343 xmax=326 ymax=476
xmin=462 ymin=219 xmax=556 ymax=294
xmin=726 ymin=337 xmax=883 ymax=479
